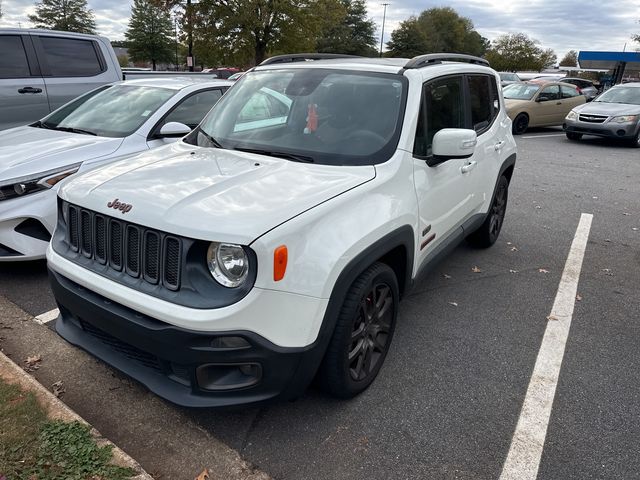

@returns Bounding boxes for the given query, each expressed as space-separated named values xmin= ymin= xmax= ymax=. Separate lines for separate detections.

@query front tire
xmin=566 ymin=132 xmax=583 ymax=141
xmin=467 ymin=175 xmax=509 ymax=248
xmin=512 ymin=114 xmax=529 ymax=135
xmin=317 ymin=262 xmax=399 ymax=398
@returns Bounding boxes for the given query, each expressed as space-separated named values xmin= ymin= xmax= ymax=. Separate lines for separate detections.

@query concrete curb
xmin=0 ymin=350 xmax=154 ymax=480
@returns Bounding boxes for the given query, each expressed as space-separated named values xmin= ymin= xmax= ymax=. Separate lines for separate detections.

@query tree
xmin=316 ymin=0 xmax=377 ymax=56
xmin=484 ymin=33 xmax=557 ymax=72
xmin=559 ymin=50 xmax=578 ymax=67
xmin=28 ymin=0 xmax=96 ymax=34
xmin=633 ymin=20 xmax=639 ymax=44
xmin=190 ymin=0 xmax=343 ymax=66
xmin=386 ymin=7 xmax=488 ymax=58
xmin=125 ymin=0 xmax=174 ymax=71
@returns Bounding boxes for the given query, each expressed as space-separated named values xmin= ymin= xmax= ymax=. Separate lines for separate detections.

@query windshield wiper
xmin=52 ymin=126 xmax=97 ymax=136
xmin=234 ymin=147 xmax=314 ymax=163
xmin=195 ymin=127 xmax=223 ymax=148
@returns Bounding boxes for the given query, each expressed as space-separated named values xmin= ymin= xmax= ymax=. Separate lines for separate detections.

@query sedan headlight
xmin=207 ymin=242 xmax=249 ymax=288
xmin=0 ymin=164 xmax=80 ymax=201
xmin=610 ymin=115 xmax=638 ymax=123
xmin=565 ymin=110 xmax=578 ymax=120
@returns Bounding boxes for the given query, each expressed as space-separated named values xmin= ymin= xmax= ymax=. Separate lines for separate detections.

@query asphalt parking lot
xmin=1 ymin=128 xmax=639 ymax=479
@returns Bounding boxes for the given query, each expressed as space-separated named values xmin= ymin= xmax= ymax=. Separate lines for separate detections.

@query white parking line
xmin=34 ymin=308 xmax=60 ymax=325
xmin=522 ymin=134 xmax=566 ymax=138
xmin=500 ymin=213 xmax=593 ymax=480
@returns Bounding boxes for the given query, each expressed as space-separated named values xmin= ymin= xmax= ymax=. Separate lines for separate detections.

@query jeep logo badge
xmin=107 ymin=198 xmax=133 ymax=214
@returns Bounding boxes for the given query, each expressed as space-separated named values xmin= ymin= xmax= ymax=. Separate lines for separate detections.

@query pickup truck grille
xmin=66 ymin=203 xmax=182 ymax=290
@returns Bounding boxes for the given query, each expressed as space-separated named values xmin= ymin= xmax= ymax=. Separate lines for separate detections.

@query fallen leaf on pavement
xmin=442 ymin=273 xmax=452 ymax=279
xmin=471 ymin=266 xmax=482 ymax=273
xmin=602 ymin=268 xmax=614 ymax=276
xmin=535 ymin=205 xmax=542 ymax=209
xmin=195 ymin=469 xmax=209 ymax=480
xmin=623 ymin=212 xmax=630 ymax=216
xmin=448 ymin=302 xmax=458 ymax=307
xmin=509 ymin=269 xmax=518 ymax=273
xmin=539 ymin=268 xmax=549 ymax=274
xmin=576 ymin=294 xmax=582 ymax=301
xmin=510 ymin=246 xmax=518 ymax=252
xmin=24 ymin=355 xmax=42 ymax=373
xmin=52 ymin=381 xmax=65 ymax=398
xmin=605 ymin=239 xmax=611 ymax=242
xmin=546 ymin=315 xmax=559 ymax=321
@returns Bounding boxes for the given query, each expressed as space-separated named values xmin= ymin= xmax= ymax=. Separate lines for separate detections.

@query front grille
xmin=579 ymin=114 xmax=607 ymax=123
xmin=64 ymin=203 xmax=183 ymax=290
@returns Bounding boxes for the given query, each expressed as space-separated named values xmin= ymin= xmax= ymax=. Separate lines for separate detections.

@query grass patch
xmin=0 ymin=379 xmax=135 ymax=480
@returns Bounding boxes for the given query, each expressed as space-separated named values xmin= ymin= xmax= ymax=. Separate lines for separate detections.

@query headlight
xmin=611 ymin=115 xmax=638 ymax=123
xmin=0 ymin=164 xmax=80 ymax=201
xmin=207 ymin=242 xmax=249 ymax=288
xmin=566 ymin=110 xmax=578 ymax=120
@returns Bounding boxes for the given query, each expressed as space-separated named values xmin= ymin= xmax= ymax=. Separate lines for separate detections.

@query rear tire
xmin=566 ymin=132 xmax=583 ymax=141
xmin=467 ymin=175 xmax=509 ymax=248
xmin=629 ymin=131 xmax=640 ymax=148
xmin=317 ymin=262 xmax=399 ymax=398
xmin=512 ymin=114 xmax=529 ymax=135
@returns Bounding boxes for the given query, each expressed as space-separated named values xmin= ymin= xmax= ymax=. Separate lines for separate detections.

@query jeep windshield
xmin=185 ymin=68 xmax=407 ymax=165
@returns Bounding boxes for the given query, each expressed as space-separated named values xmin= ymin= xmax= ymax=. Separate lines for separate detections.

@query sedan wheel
xmin=512 ymin=114 xmax=529 ymax=135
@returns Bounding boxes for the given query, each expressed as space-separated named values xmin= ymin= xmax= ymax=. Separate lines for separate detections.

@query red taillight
xmin=576 ymin=86 xmax=582 ymax=93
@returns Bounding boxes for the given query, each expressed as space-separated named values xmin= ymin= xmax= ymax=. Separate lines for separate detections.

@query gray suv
xmin=0 ymin=29 xmax=122 ymax=130
xmin=563 ymin=83 xmax=640 ymax=147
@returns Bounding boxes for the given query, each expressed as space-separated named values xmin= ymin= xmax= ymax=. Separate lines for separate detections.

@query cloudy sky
xmin=1 ymin=0 xmax=639 ymax=61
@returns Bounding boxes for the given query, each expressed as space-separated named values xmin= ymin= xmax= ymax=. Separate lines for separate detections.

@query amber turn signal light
xmin=273 ymin=245 xmax=288 ymax=281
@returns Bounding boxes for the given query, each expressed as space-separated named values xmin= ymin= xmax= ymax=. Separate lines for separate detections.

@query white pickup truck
xmin=47 ymin=53 xmax=517 ymax=408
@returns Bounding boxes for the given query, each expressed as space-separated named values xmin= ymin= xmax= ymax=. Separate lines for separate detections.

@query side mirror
xmin=429 ymin=128 xmax=477 ymax=166
xmin=158 ymin=122 xmax=191 ymax=138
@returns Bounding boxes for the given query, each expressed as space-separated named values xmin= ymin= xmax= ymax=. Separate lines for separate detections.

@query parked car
xmin=0 ymin=29 xmax=123 ymax=130
xmin=532 ymin=76 xmax=598 ymax=101
xmin=503 ymin=81 xmax=586 ymax=134
xmin=0 ymin=77 xmax=231 ymax=261
xmin=564 ymin=82 xmax=640 ymax=147
xmin=228 ymin=72 xmax=245 ymax=81
xmin=499 ymin=72 xmax=521 ymax=87
xmin=47 ymin=53 xmax=517 ymax=407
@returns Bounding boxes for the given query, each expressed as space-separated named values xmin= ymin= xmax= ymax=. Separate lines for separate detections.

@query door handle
xmin=18 ymin=86 xmax=43 ymax=94
xmin=494 ymin=140 xmax=506 ymax=151
xmin=461 ymin=161 xmax=477 ymax=174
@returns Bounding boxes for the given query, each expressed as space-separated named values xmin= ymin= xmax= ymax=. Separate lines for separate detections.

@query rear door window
xmin=561 ymin=85 xmax=580 ymax=98
xmin=37 ymin=36 xmax=104 ymax=77
xmin=0 ymin=36 xmax=31 ymax=78
xmin=538 ymin=85 xmax=560 ymax=101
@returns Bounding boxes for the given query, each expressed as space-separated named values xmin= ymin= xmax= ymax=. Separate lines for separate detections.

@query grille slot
xmin=125 ymin=225 xmax=141 ymax=277
xmin=68 ymin=206 xmax=79 ymax=251
xmin=163 ymin=237 xmax=181 ymax=290
xmin=143 ymin=231 xmax=161 ymax=283
xmin=578 ymin=114 xmax=607 ymax=124
xmin=94 ymin=215 xmax=106 ymax=263
xmin=63 ymin=203 xmax=183 ymax=290
xmin=80 ymin=210 xmax=92 ymax=257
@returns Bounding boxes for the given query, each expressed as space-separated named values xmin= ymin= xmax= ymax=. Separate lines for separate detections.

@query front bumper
xmin=564 ymin=118 xmax=639 ymax=140
xmin=49 ymin=268 xmax=327 ymax=407
xmin=0 ymin=188 xmax=56 ymax=261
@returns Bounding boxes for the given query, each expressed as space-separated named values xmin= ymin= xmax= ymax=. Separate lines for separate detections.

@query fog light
xmin=196 ymin=363 xmax=262 ymax=391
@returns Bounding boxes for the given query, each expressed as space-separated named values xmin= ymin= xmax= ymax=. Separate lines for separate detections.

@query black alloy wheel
xmin=317 ymin=262 xmax=399 ymax=398
xmin=512 ymin=113 xmax=529 ymax=135
xmin=467 ymin=175 xmax=509 ymax=248
xmin=566 ymin=131 xmax=583 ymax=141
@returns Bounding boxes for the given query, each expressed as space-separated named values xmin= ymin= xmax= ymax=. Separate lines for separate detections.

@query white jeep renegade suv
xmin=47 ymin=53 xmax=517 ymax=407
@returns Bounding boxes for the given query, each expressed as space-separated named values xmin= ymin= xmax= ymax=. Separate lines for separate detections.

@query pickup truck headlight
xmin=565 ymin=110 xmax=578 ymax=120
xmin=207 ymin=242 xmax=249 ymax=287
xmin=611 ymin=115 xmax=638 ymax=123
xmin=0 ymin=164 xmax=80 ymax=201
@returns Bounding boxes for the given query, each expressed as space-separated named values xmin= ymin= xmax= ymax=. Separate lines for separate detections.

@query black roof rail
xmin=259 ymin=53 xmax=361 ymax=66
xmin=405 ymin=53 xmax=489 ymax=69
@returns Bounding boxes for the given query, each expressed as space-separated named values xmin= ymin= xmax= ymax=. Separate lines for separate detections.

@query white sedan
xmin=0 ymin=77 xmax=231 ymax=261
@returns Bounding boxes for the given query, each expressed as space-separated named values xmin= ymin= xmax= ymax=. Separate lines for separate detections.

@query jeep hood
xmin=0 ymin=125 xmax=123 ymax=180
xmin=59 ymin=142 xmax=376 ymax=245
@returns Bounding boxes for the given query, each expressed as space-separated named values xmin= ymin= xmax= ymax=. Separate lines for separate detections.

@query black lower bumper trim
xmin=49 ymin=268 xmax=322 ymax=407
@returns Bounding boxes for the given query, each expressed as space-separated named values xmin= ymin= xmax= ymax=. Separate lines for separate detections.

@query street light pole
xmin=174 ymin=16 xmax=179 ymax=71
xmin=379 ymin=3 xmax=389 ymax=57
xmin=187 ymin=0 xmax=194 ymax=71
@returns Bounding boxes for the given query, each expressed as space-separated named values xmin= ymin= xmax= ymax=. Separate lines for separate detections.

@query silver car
xmin=563 ymin=83 xmax=640 ymax=147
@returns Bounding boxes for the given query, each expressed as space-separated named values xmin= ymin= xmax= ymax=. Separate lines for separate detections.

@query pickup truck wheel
xmin=512 ymin=114 xmax=529 ymax=135
xmin=566 ymin=132 xmax=583 ymax=141
xmin=317 ymin=262 xmax=398 ymax=398
xmin=467 ymin=175 xmax=509 ymax=248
